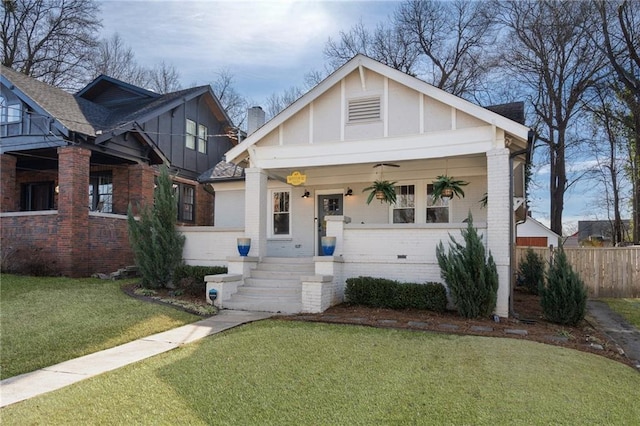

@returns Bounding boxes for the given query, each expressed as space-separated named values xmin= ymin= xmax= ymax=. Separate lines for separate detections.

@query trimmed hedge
xmin=174 ymin=265 xmax=228 ymax=297
xmin=345 ymin=276 xmax=447 ymax=312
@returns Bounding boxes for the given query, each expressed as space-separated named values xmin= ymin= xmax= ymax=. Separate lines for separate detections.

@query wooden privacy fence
xmin=515 ymin=247 xmax=640 ymax=298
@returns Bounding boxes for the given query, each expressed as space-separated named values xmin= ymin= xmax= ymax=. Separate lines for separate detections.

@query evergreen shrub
xmin=127 ymin=166 xmax=185 ymax=289
xmin=435 ymin=213 xmax=498 ymax=318
xmin=345 ymin=276 xmax=447 ymax=312
xmin=540 ymin=248 xmax=587 ymax=326
xmin=174 ymin=265 xmax=228 ymax=297
xmin=518 ymin=248 xmax=546 ymax=295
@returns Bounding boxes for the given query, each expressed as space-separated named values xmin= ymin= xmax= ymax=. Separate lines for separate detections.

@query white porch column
xmin=486 ymin=148 xmax=511 ymax=317
xmin=244 ymin=167 xmax=268 ymax=258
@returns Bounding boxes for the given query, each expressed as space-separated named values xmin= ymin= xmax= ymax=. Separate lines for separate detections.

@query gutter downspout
xmin=508 ymin=130 xmax=534 ymax=316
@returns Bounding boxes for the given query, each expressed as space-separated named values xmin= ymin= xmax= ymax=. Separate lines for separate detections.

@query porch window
xmin=20 ymin=181 xmax=54 ymax=211
xmin=175 ymin=183 xmax=195 ymax=222
xmin=272 ymin=190 xmax=290 ymax=236
xmin=186 ymin=119 xmax=196 ymax=149
xmin=426 ymin=184 xmax=449 ymax=223
xmin=393 ymin=184 xmax=415 ymax=223
xmin=197 ymin=124 xmax=208 ymax=154
xmin=89 ymin=172 xmax=113 ymax=213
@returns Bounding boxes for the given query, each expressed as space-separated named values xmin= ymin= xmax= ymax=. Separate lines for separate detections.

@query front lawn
xmin=602 ymin=298 xmax=640 ymax=328
xmin=2 ymin=320 xmax=638 ymax=424
xmin=0 ymin=274 xmax=200 ymax=379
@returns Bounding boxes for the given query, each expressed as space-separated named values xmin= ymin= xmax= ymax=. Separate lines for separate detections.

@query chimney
xmin=247 ymin=106 xmax=266 ymax=135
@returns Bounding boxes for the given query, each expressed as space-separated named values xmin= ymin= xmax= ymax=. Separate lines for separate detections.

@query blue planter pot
xmin=237 ymin=238 xmax=251 ymax=256
xmin=321 ymin=236 xmax=336 ymax=256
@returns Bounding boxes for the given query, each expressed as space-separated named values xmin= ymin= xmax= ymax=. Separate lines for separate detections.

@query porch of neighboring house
xmin=1 ymin=147 xmax=213 ymax=277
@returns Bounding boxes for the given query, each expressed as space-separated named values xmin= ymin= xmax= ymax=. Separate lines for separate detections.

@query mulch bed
xmin=122 ymin=283 xmax=635 ymax=369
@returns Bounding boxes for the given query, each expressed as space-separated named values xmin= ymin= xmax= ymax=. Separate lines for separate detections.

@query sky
xmin=99 ymin=0 xmax=399 ymax=105
xmin=98 ymin=0 xmax=625 ymax=233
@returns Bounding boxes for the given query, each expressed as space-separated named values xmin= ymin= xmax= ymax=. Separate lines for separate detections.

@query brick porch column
xmin=57 ymin=146 xmax=91 ymax=277
xmin=128 ymin=163 xmax=155 ymax=214
xmin=486 ymin=148 xmax=511 ymax=317
xmin=244 ymin=167 xmax=267 ymax=258
xmin=0 ymin=154 xmax=17 ymax=212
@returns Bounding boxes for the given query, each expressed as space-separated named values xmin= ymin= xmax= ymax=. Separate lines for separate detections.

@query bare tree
xmin=88 ymin=33 xmax=148 ymax=86
xmin=495 ymin=0 xmax=608 ymax=235
xmin=1 ymin=0 xmax=102 ymax=90
xmin=597 ymin=0 xmax=640 ymax=244
xmin=264 ymin=86 xmax=305 ymax=120
xmin=586 ymin=83 xmax=632 ymax=245
xmin=147 ymin=61 xmax=181 ymax=94
xmin=324 ymin=20 xmax=419 ymax=76
xmin=395 ymin=0 xmax=498 ymax=98
xmin=209 ymin=68 xmax=248 ymax=128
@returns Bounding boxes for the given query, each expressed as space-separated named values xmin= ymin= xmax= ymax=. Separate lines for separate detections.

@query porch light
xmin=345 ymin=188 xmax=353 ymax=196
xmin=302 ymin=190 xmax=310 ymax=198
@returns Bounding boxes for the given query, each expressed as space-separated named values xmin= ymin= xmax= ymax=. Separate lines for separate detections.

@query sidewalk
xmin=586 ymin=300 xmax=640 ymax=370
xmin=0 ymin=310 xmax=272 ymax=408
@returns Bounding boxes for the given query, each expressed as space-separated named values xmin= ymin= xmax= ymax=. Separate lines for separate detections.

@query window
xmin=426 ymin=184 xmax=449 ymax=223
xmin=393 ymin=184 xmax=415 ymax=223
xmin=181 ymin=185 xmax=195 ymax=221
xmin=198 ymin=124 xmax=208 ymax=153
xmin=272 ymin=191 xmax=290 ymax=235
xmin=186 ymin=119 xmax=196 ymax=149
xmin=348 ymin=97 xmax=380 ymax=122
xmin=0 ymin=96 xmax=21 ymax=124
xmin=89 ymin=172 xmax=113 ymax=212
xmin=21 ymin=182 xmax=55 ymax=211
xmin=174 ymin=182 xmax=195 ymax=222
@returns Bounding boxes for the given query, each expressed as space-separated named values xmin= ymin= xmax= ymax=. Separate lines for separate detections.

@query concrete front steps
xmin=222 ymin=257 xmax=314 ymax=314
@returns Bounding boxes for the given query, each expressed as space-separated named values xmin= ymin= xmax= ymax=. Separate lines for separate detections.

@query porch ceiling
xmin=265 ymin=154 xmax=487 ymax=186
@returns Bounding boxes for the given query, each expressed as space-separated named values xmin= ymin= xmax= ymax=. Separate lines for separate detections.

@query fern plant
xmin=363 ymin=180 xmax=397 ymax=204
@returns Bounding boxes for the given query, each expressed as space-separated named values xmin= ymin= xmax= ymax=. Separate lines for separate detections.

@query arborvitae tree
xmin=541 ymin=248 xmax=587 ymax=326
xmin=436 ymin=213 xmax=498 ymax=318
xmin=127 ymin=166 xmax=185 ymax=289
xmin=518 ymin=248 xmax=546 ymax=295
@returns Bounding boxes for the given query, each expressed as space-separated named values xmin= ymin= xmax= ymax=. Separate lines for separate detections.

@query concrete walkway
xmin=0 ymin=310 xmax=272 ymax=408
xmin=587 ymin=300 xmax=640 ymax=370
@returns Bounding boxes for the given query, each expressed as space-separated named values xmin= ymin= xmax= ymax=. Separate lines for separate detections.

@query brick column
xmin=486 ymin=148 xmax=511 ymax=317
xmin=244 ymin=168 xmax=268 ymax=258
xmin=128 ymin=163 xmax=155 ymax=215
xmin=0 ymin=154 xmax=17 ymax=212
xmin=195 ymin=184 xmax=214 ymax=226
xmin=57 ymin=146 xmax=91 ymax=277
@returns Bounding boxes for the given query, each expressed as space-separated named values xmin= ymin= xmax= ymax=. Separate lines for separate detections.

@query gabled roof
xmin=1 ymin=64 xmax=99 ymax=136
xmin=226 ymin=54 xmax=530 ymax=164
xmin=1 ymin=66 xmax=233 ymax=146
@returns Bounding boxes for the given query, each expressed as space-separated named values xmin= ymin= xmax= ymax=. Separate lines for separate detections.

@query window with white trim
xmin=0 ymin=96 xmax=21 ymax=124
xmin=186 ymin=119 xmax=196 ymax=149
xmin=426 ymin=184 xmax=449 ymax=223
xmin=393 ymin=184 xmax=415 ymax=223
xmin=197 ymin=124 xmax=208 ymax=153
xmin=272 ymin=190 xmax=290 ymax=236
xmin=348 ymin=96 xmax=380 ymax=122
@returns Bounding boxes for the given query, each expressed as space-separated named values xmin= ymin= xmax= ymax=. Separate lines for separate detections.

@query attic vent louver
xmin=348 ymin=97 xmax=380 ymax=122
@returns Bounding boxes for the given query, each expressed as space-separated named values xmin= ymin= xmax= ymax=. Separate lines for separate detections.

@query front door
xmin=317 ymin=194 xmax=343 ymax=254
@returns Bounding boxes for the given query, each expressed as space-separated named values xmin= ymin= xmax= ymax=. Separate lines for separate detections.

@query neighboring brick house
xmin=0 ymin=66 xmax=235 ymax=277
xmin=189 ymin=54 xmax=532 ymax=316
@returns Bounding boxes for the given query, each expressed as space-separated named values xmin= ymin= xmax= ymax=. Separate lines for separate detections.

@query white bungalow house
xmin=187 ymin=54 xmax=531 ymax=317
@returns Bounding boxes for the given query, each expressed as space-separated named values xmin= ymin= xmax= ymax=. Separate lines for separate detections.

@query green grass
xmin=2 ymin=320 xmax=638 ymax=425
xmin=0 ymin=274 xmax=200 ymax=379
xmin=602 ymin=298 xmax=640 ymax=328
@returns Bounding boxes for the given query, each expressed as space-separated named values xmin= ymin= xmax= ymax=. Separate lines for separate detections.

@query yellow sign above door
xmin=286 ymin=171 xmax=307 ymax=186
